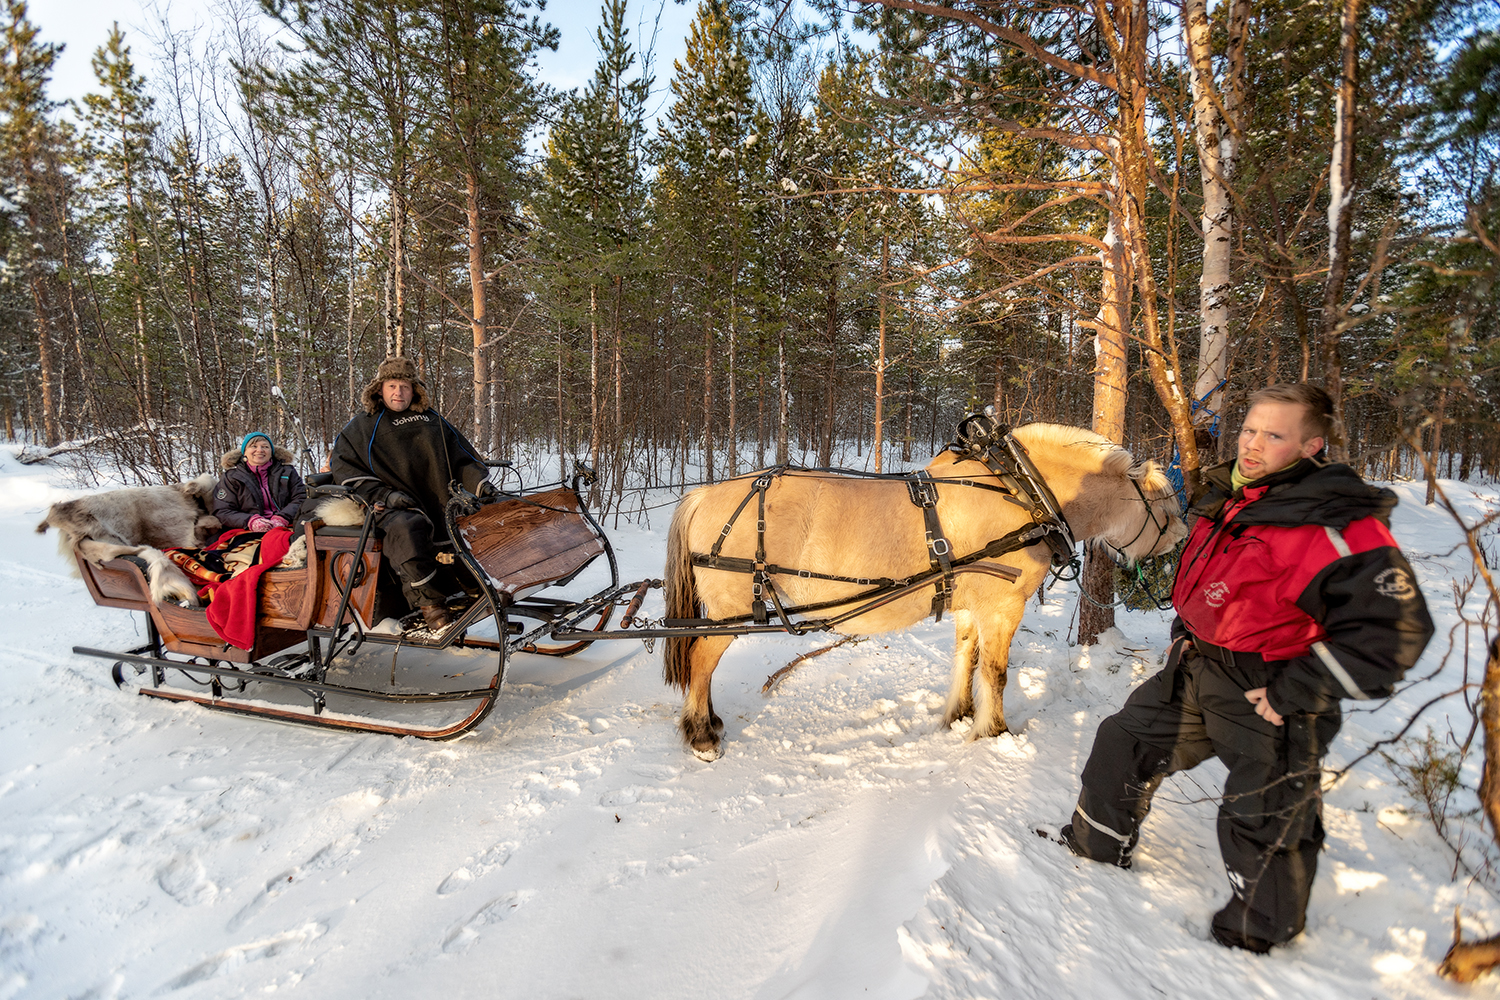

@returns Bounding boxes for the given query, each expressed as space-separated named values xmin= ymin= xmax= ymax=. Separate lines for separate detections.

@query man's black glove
xmin=383 ymin=490 xmax=415 ymax=510
xmin=475 ymin=480 xmax=499 ymax=501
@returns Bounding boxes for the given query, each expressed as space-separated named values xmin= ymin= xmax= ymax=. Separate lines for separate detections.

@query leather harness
xmin=690 ymin=412 xmax=1079 ymax=628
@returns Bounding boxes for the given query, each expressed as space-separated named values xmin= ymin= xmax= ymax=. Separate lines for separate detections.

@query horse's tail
xmin=663 ymin=489 xmax=705 ymax=692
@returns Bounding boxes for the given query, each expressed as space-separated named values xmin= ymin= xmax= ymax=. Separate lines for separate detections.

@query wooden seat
xmin=456 ymin=489 xmax=604 ymax=598
xmin=74 ymin=519 xmax=386 ymax=661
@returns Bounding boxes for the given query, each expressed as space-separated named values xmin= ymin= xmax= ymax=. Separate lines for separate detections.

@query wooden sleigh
xmin=72 ymin=471 xmax=629 ymax=740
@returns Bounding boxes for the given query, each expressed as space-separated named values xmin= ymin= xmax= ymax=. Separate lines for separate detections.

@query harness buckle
xmin=930 ymin=537 xmax=951 ymax=557
xmin=906 ymin=476 xmax=939 ymax=509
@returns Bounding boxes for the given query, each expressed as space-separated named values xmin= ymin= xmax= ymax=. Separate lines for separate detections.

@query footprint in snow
xmin=598 ymin=786 xmax=673 ymax=807
xmin=441 ymin=891 xmax=535 ymax=954
xmin=156 ymin=853 xmax=218 ymax=906
xmin=665 ymin=853 xmax=701 ymax=874
xmin=437 ymin=842 xmax=515 ymax=896
xmin=157 ymin=922 xmax=325 ymax=992
xmin=225 ymin=840 xmax=346 ymax=931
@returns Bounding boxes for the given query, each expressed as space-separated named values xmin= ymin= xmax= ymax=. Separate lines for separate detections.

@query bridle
xmin=1091 ymin=472 xmax=1178 ymax=571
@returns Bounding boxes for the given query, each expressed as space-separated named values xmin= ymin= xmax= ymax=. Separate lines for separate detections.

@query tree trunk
xmin=590 ymin=282 xmax=601 ymax=461
xmin=1185 ymin=0 xmax=1248 ymax=421
xmin=1425 ymin=388 xmax=1446 ymax=505
xmin=727 ymin=266 xmax=738 ymax=477
xmin=1440 ymin=637 xmax=1500 ymax=982
xmin=777 ymin=318 xmax=789 ymax=466
xmin=556 ymin=304 xmax=567 ymax=484
xmin=821 ymin=265 xmax=838 ymax=467
xmin=29 ymin=277 xmax=59 ymax=446
xmin=1079 ymin=183 xmax=1129 ymax=645
xmin=613 ymin=273 xmax=624 ymax=498
xmin=1320 ymin=0 xmax=1361 ymax=462
xmin=703 ymin=271 xmax=715 ymax=481
xmin=465 ymin=171 xmax=490 ymax=450
xmin=875 ymin=231 xmax=889 ymax=473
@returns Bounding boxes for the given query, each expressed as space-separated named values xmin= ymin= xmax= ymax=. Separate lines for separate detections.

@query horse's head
xmin=1095 ymin=458 xmax=1188 ymax=567
xmin=996 ymin=423 xmax=1188 ymax=569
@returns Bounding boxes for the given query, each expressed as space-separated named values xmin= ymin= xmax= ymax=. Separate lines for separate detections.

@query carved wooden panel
xmin=78 ymin=556 xmax=152 ymax=611
xmin=257 ymin=569 xmax=308 ymax=630
xmin=458 ymin=489 xmax=604 ymax=597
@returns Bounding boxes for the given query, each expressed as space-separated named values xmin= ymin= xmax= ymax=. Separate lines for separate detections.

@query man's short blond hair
xmin=1247 ymin=383 xmax=1334 ymax=444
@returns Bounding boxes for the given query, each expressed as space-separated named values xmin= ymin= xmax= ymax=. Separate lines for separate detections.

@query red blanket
xmin=166 ymin=528 xmax=293 ymax=650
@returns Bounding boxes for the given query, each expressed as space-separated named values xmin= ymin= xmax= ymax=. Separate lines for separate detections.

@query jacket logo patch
xmin=1203 ymin=580 xmax=1230 ymax=608
xmin=1375 ymin=567 xmax=1416 ymax=600
xmin=216 ymin=489 xmax=227 ymax=499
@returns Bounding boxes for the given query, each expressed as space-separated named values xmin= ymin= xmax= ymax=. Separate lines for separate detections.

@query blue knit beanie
xmin=240 ymin=431 xmax=273 ymax=455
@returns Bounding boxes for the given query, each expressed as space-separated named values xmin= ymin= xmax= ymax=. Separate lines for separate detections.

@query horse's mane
xmin=1012 ymin=422 xmax=1174 ymax=497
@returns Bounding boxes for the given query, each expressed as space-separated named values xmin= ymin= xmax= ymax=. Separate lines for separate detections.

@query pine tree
xmin=534 ymin=0 xmax=649 ymax=485
xmin=654 ymin=0 xmax=761 ymax=480
xmin=80 ymin=24 xmax=171 ymax=471
xmin=0 ymin=0 xmax=70 ymax=444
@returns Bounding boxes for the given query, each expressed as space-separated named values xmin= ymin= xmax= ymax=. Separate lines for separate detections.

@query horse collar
xmin=947 ymin=414 xmax=1078 ymax=568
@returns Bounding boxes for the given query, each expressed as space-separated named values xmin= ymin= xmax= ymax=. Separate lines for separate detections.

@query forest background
xmin=2 ymin=0 xmax=1496 ymax=586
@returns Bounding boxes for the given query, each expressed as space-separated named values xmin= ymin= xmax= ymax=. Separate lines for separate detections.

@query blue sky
xmin=35 ymin=0 xmax=696 ymax=115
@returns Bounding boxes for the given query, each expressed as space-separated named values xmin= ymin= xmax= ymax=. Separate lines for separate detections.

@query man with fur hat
xmin=330 ymin=356 xmax=496 ymax=629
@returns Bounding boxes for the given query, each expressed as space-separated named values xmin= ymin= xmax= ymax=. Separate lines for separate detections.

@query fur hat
xmin=360 ymin=356 xmax=430 ymax=415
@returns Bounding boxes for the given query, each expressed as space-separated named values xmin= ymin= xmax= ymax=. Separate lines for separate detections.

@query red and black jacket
xmin=1172 ymin=459 xmax=1433 ymax=716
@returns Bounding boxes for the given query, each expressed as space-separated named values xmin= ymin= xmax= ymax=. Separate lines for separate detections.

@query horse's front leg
xmin=681 ymin=634 xmax=733 ymax=760
xmin=970 ymin=599 xmax=1025 ymax=740
xmin=942 ymin=608 xmax=981 ymax=728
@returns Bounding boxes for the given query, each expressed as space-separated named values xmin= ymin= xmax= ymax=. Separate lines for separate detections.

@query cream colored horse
xmin=663 ymin=423 xmax=1188 ymax=760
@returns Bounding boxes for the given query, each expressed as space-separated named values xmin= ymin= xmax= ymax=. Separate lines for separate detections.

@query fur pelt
xmin=37 ymin=473 xmax=221 ymax=605
xmin=310 ymin=495 xmax=364 ymax=527
xmin=274 ymin=496 xmax=363 ymax=571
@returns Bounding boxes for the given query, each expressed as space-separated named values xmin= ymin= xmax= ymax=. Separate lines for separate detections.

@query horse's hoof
xmin=692 ymin=744 xmax=722 ymax=762
xmin=966 ymin=721 xmax=1009 ymax=741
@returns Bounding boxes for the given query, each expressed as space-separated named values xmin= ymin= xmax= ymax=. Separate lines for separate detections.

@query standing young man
xmin=1061 ymin=383 xmax=1433 ymax=953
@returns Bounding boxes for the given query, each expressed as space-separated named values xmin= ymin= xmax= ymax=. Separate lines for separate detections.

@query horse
xmin=37 ymin=474 xmax=221 ymax=605
xmin=662 ymin=422 xmax=1188 ymax=760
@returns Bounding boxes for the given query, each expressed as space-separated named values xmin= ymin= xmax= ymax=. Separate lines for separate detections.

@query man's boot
xmin=419 ymin=602 xmax=455 ymax=630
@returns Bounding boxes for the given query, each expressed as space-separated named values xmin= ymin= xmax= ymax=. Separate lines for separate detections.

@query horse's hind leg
xmin=681 ymin=635 xmax=733 ymax=761
xmin=942 ymin=609 xmax=981 ymax=728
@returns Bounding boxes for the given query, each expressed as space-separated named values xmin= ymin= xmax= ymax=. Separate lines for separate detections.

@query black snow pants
xmin=1067 ymin=640 xmax=1342 ymax=944
xmin=375 ymin=509 xmax=448 ymax=609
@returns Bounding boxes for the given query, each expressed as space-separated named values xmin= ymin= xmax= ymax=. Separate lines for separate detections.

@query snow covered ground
xmin=1 ymin=448 xmax=1497 ymax=999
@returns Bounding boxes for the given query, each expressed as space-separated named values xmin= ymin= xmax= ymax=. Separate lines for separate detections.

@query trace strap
xmin=908 ymin=471 xmax=955 ymax=621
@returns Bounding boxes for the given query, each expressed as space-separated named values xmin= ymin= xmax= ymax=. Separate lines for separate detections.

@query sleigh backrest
xmin=456 ymin=488 xmax=605 ymax=598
